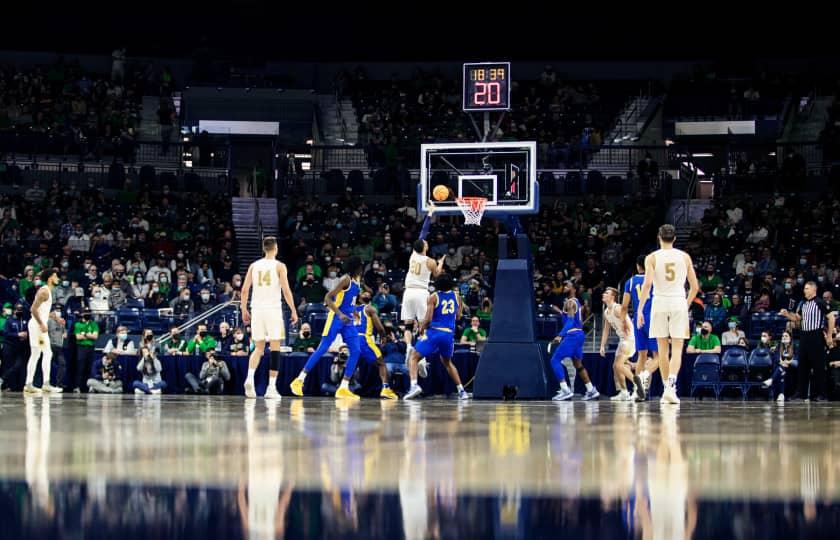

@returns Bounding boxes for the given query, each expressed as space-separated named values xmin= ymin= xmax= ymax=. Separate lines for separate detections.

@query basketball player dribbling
xmin=402 ymin=205 xmax=445 ymax=378
xmin=636 ymin=225 xmax=700 ymax=405
xmin=241 ymin=236 xmax=299 ymax=399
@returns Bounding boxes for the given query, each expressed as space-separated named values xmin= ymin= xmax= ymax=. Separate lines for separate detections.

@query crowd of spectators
xmin=0 ymin=58 xmax=156 ymax=161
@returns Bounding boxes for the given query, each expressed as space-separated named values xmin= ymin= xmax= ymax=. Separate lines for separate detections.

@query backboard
xmin=419 ymin=141 xmax=538 ymax=217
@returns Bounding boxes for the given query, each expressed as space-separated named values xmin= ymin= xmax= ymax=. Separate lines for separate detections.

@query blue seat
xmin=142 ymin=309 xmax=175 ymax=334
xmin=117 ymin=307 xmax=143 ymax=333
xmin=720 ymin=347 xmax=748 ymax=398
xmin=691 ymin=354 xmax=720 ymax=399
xmin=309 ymin=312 xmax=329 ymax=336
xmin=747 ymin=348 xmax=774 ymax=382
xmin=302 ymin=303 xmax=328 ymax=319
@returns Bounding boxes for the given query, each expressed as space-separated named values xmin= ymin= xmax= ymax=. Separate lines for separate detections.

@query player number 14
xmin=256 ymin=270 xmax=272 ymax=286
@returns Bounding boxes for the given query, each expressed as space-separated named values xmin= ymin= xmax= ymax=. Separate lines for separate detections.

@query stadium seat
xmin=117 ymin=307 xmax=143 ymax=333
xmin=539 ymin=171 xmax=556 ymax=196
xmin=720 ymin=347 xmax=748 ymax=398
xmin=563 ymin=172 xmax=581 ymax=195
xmin=691 ymin=353 xmax=720 ymax=399
xmin=747 ymin=348 xmax=774 ymax=382
xmin=308 ymin=312 xmax=329 ymax=336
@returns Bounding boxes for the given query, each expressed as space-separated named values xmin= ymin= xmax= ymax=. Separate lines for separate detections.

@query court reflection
xmin=1 ymin=397 xmax=840 ymax=539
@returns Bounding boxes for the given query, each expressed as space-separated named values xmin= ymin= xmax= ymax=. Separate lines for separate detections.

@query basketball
xmin=432 ymin=185 xmax=450 ymax=201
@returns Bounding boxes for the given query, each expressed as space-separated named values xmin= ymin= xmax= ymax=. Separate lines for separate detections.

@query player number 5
xmin=665 ymin=262 xmax=676 ymax=282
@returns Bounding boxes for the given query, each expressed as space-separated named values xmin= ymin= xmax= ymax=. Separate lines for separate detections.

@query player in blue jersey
xmin=291 ymin=257 xmax=364 ymax=400
xmin=549 ymin=297 xmax=600 ymax=401
xmin=404 ymin=273 xmax=470 ymax=400
xmin=355 ymin=292 xmax=399 ymax=399
xmin=621 ymin=255 xmax=659 ymax=400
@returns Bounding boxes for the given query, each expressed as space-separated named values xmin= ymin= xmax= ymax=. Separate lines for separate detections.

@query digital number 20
xmin=474 ymin=82 xmax=501 ymax=105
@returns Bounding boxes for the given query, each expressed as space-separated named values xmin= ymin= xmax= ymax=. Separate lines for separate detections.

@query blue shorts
xmin=634 ymin=324 xmax=658 ymax=353
xmin=321 ymin=313 xmax=360 ymax=344
xmin=359 ymin=335 xmax=382 ymax=362
xmin=414 ymin=328 xmax=455 ymax=360
xmin=553 ymin=330 xmax=584 ymax=361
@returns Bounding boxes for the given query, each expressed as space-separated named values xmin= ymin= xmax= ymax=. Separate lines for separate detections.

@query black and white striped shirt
xmin=797 ymin=297 xmax=831 ymax=332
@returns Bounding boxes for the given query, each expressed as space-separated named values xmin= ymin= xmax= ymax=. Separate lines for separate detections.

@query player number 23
xmin=441 ymin=299 xmax=456 ymax=314
xmin=256 ymin=270 xmax=271 ymax=286
xmin=664 ymin=263 xmax=676 ymax=282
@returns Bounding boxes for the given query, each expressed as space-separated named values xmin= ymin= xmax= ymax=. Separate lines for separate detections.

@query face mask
xmin=818 ymin=276 xmax=825 ymax=282
xmin=746 ymin=272 xmax=754 ymax=278
xmin=329 ymin=271 xmax=337 ymax=278
xmin=177 ymin=253 xmax=184 ymax=259
xmin=728 ymin=322 xmax=736 ymax=330
xmin=339 ymin=352 xmax=349 ymax=361
xmin=695 ymin=327 xmax=702 ymax=334
xmin=336 ymin=224 xmax=343 ymax=230
xmin=701 ymin=328 xmax=710 ymax=335
xmin=61 ymin=262 xmax=69 ymax=269
xmin=797 ymin=278 xmax=805 ymax=285
xmin=800 ymin=259 xmax=807 ymax=266
xmin=83 ymin=313 xmax=91 ymax=320
xmin=201 ymin=294 xmax=210 ymax=302
xmin=96 ymin=228 xmax=103 ymax=235
xmin=302 ymin=331 xmax=311 ymax=338
xmin=234 ymin=334 xmax=243 ymax=341
xmin=34 ymin=279 xmax=42 ymax=287
xmin=198 ymin=331 xmax=207 ymax=338
xmin=781 ymin=337 xmax=791 ymax=344
xmin=384 ymin=244 xmax=392 ymax=250
xmin=449 ymin=249 xmax=456 ymax=255
xmin=118 ymin=333 xmax=128 ymax=340
xmin=483 ymin=265 xmax=490 ymax=272
xmin=2 ymin=308 xmax=11 ymax=316
xmin=182 ymin=295 xmax=190 ymax=301
xmin=784 ymin=283 xmax=792 ymax=290
xmin=372 ymin=263 xmax=379 ymax=270
xmin=233 ymin=280 xmax=241 ymax=287
xmin=161 ymin=277 xmax=168 ymax=283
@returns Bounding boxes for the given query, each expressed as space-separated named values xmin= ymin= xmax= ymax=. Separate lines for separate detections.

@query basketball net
xmin=456 ymin=197 xmax=487 ymax=226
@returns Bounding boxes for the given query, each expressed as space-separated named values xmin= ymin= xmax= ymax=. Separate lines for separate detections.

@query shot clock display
xmin=462 ymin=62 xmax=511 ymax=112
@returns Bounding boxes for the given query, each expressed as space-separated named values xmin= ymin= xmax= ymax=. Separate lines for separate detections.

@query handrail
xmin=157 ymin=300 xmax=241 ymax=345
xmin=334 ymin=86 xmax=347 ymax=142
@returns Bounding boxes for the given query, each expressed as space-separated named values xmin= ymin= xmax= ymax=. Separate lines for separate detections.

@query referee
xmin=781 ymin=281 xmax=836 ymax=400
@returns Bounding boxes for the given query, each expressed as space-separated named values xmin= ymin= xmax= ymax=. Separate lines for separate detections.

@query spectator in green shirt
xmin=162 ymin=326 xmax=187 ymax=355
xmin=476 ymin=298 xmax=493 ymax=321
xmin=186 ymin=323 xmax=217 ymax=354
xmin=295 ymin=255 xmax=322 ymax=283
xmin=73 ymin=310 xmax=100 ymax=393
xmin=699 ymin=264 xmax=723 ymax=293
xmin=686 ymin=321 xmax=722 ymax=354
xmin=460 ymin=317 xmax=488 ymax=344
xmin=0 ymin=302 xmax=11 ymax=345
xmin=292 ymin=322 xmax=318 ymax=353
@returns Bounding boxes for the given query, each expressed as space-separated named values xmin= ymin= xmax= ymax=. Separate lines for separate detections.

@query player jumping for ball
xmin=402 ymin=204 xmax=445 ymax=378
xmin=637 ymin=225 xmax=700 ymax=405
xmin=549 ymin=297 xmax=600 ymax=401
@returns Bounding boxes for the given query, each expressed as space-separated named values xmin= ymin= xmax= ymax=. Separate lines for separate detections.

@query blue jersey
xmin=331 ymin=278 xmax=360 ymax=317
xmin=355 ymin=305 xmax=374 ymax=336
xmin=429 ymin=291 xmax=458 ymax=332
xmin=624 ymin=274 xmax=653 ymax=318
xmin=558 ymin=298 xmax=583 ymax=337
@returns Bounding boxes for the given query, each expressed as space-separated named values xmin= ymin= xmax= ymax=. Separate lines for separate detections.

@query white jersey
xmin=651 ymin=248 xmax=688 ymax=299
xmin=604 ymin=304 xmax=632 ymax=340
xmin=31 ymin=287 xmax=52 ymax=329
xmin=404 ymin=252 xmax=432 ymax=290
xmin=250 ymin=258 xmax=283 ymax=310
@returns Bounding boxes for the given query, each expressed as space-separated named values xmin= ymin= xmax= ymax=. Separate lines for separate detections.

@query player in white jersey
xmin=637 ymin=225 xmax=700 ymax=405
xmin=24 ymin=268 xmax=62 ymax=394
xmin=241 ymin=236 xmax=299 ymax=399
xmin=402 ymin=205 xmax=445 ymax=376
xmin=599 ymin=287 xmax=641 ymax=402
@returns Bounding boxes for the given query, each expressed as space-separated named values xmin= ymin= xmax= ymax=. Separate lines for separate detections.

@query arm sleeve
xmin=418 ymin=214 xmax=432 ymax=241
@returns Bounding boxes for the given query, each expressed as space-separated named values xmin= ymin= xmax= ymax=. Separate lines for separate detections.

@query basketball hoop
xmin=456 ymin=197 xmax=487 ymax=225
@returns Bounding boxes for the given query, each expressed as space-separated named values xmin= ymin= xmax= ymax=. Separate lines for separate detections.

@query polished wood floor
xmin=1 ymin=394 xmax=839 ymax=539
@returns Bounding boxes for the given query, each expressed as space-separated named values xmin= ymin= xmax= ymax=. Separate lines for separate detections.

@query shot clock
xmin=462 ymin=62 xmax=511 ymax=112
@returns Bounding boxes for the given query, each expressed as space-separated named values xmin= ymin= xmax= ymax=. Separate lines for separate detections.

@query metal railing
xmin=157 ymin=300 xmax=241 ymax=346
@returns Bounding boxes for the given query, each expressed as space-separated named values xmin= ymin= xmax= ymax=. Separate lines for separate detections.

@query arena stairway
xmin=232 ymin=197 xmax=279 ymax=273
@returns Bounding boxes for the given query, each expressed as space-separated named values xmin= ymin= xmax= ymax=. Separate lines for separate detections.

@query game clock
xmin=463 ymin=62 xmax=511 ymax=112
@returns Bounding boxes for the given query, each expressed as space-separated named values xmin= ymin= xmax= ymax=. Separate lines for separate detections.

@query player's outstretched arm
xmin=277 ymin=262 xmax=298 ymax=325
xmin=240 ymin=265 xmax=253 ymax=323
xmin=418 ymin=204 xmax=434 ymax=240
xmin=685 ymin=253 xmax=700 ymax=308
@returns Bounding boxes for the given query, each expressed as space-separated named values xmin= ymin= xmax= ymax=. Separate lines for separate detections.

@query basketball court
xmin=1 ymin=395 xmax=839 ymax=538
